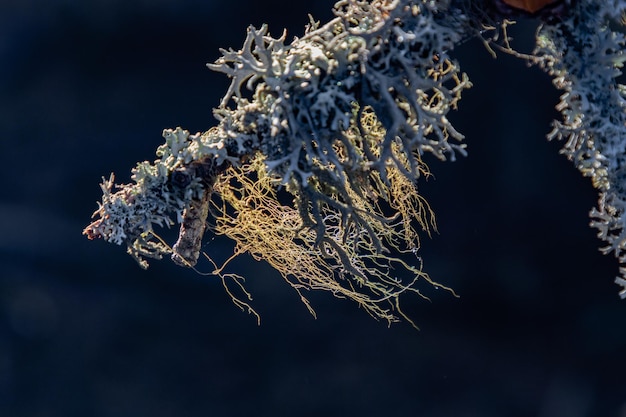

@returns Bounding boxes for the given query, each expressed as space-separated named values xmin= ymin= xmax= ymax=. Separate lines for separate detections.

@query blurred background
xmin=1 ymin=1 xmax=625 ymax=416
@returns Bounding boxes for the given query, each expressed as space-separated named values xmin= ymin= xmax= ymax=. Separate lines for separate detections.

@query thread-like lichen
xmin=207 ymin=106 xmax=453 ymax=326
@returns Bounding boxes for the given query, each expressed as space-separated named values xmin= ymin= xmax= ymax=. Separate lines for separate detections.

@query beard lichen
xmin=202 ymin=106 xmax=455 ymax=327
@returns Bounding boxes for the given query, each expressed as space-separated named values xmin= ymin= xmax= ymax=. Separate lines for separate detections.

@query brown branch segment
xmin=171 ymin=157 xmax=227 ymax=267
xmin=172 ymin=189 xmax=211 ymax=267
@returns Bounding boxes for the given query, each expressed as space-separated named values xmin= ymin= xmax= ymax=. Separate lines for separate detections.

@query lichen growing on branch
xmin=84 ymin=0 xmax=471 ymax=326
xmin=84 ymin=0 xmax=626 ymax=325
xmin=530 ymin=0 xmax=626 ymax=298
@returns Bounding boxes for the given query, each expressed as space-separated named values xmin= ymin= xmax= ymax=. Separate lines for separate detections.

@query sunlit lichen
xmin=205 ymin=106 xmax=454 ymax=326
xmin=84 ymin=0 xmax=470 ymax=326
xmin=84 ymin=0 xmax=626 ymax=326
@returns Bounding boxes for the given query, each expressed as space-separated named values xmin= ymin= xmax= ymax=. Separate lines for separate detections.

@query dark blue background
xmin=1 ymin=1 xmax=625 ymax=416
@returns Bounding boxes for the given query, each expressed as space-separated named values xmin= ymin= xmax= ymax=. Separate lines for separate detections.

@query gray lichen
xmin=532 ymin=0 xmax=626 ymax=297
xmin=84 ymin=0 xmax=626 ymax=324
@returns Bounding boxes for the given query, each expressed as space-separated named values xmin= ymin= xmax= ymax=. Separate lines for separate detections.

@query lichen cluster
xmin=84 ymin=0 xmax=626 ymax=325
xmin=531 ymin=0 xmax=626 ymax=297
xmin=85 ymin=0 xmax=471 ymax=325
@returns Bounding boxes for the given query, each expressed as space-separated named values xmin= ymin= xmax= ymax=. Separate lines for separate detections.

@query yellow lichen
xmin=204 ymin=106 xmax=455 ymax=327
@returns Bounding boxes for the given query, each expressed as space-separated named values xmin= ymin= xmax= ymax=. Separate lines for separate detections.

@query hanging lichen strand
xmin=83 ymin=0 xmax=470 ymax=325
